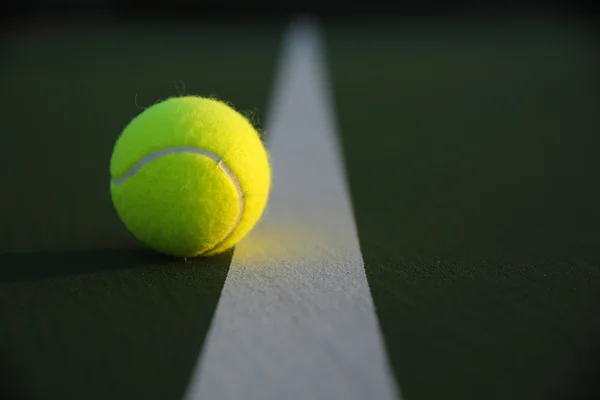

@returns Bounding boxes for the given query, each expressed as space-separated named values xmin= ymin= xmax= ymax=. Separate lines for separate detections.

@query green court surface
xmin=1 ymin=16 xmax=599 ymax=400
xmin=329 ymin=21 xmax=600 ymax=400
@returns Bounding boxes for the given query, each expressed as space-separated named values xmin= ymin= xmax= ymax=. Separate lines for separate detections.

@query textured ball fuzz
xmin=109 ymin=96 xmax=271 ymax=257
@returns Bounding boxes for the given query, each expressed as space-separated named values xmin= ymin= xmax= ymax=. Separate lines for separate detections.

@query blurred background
xmin=1 ymin=0 xmax=597 ymax=24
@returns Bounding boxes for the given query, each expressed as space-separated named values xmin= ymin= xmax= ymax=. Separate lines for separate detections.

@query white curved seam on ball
xmin=111 ymin=146 xmax=220 ymax=186
xmin=111 ymin=146 xmax=245 ymax=253
xmin=205 ymin=159 xmax=245 ymax=254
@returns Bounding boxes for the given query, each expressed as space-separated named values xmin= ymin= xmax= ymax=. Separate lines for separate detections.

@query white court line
xmin=183 ymin=18 xmax=400 ymax=400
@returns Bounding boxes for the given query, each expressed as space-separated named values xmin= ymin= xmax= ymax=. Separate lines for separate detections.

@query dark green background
xmin=1 ymin=17 xmax=599 ymax=400
xmin=328 ymin=20 xmax=600 ymax=400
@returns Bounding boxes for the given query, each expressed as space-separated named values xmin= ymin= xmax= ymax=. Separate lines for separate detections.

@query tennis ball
xmin=109 ymin=96 xmax=271 ymax=257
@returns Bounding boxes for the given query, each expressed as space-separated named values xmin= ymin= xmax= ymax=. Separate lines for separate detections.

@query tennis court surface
xmin=1 ymin=14 xmax=600 ymax=400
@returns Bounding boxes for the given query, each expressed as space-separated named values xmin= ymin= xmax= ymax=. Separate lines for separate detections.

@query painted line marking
xmin=183 ymin=18 xmax=401 ymax=400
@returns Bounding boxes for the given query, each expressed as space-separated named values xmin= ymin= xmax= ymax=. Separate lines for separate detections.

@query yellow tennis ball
xmin=109 ymin=96 xmax=271 ymax=257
